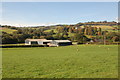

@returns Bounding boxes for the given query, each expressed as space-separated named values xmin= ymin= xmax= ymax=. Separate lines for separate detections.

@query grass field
xmin=44 ymin=29 xmax=57 ymax=33
xmin=0 ymin=48 xmax=2 ymax=79
xmin=92 ymin=25 xmax=114 ymax=30
xmin=0 ymin=28 xmax=17 ymax=34
xmin=2 ymin=45 xmax=118 ymax=78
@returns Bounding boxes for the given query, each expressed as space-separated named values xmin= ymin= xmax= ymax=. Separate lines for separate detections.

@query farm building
xmin=25 ymin=39 xmax=52 ymax=45
xmin=50 ymin=40 xmax=72 ymax=47
xmin=25 ymin=39 xmax=72 ymax=47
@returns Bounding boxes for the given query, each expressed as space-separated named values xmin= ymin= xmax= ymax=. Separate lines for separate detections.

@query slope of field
xmin=44 ymin=29 xmax=57 ymax=33
xmin=0 ymin=27 xmax=17 ymax=34
xmin=80 ymin=25 xmax=119 ymax=32
xmin=92 ymin=25 xmax=114 ymax=30
xmin=2 ymin=45 xmax=118 ymax=78
xmin=80 ymin=25 xmax=116 ymax=30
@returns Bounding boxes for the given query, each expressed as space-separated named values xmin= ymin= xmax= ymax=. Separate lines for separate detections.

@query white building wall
xmin=38 ymin=41 xmax=43 ymax=45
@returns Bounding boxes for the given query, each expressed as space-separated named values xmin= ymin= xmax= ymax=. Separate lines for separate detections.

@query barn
xmin=25 ymin=39 xmax=72 ymax=47
xmin=25 ymin=39 xmax=52 ymax=45
xmin=50 ymin=40 xmax=72 ymax=47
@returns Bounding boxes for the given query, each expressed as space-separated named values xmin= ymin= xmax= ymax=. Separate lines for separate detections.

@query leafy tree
xmin=98 ymin=27 xmax=102 ymax=35
xmin=74 ymin=33 xmax=89 ymax=44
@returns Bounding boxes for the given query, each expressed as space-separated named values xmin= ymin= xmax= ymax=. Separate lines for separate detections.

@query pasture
xmin=2 ymin=45 xmax=118 ymax=78
xmin=0 ymin=28 xmax=17 ymax=34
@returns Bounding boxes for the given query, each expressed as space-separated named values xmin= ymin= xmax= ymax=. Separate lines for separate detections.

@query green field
xmin=0 ymin=48 xmax=2 ymax=79
xmin=0 ymin=28 xmax=17 ymax=34
xmin=2 ymin=45 xmax=118 ymax=78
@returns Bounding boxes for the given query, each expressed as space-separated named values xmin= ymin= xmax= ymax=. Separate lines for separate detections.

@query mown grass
xmin=0 ymin=28 xmax=17 ymax=34
xmin=2 ymin=45 xmax=118 ymax=78
xmin=91 ymin=25 xmax=114 ymax=30
xmin=44 ymin=29 xmax=57 ymax=33
xmin=0 ymin=48 xmax=2 ymax=79
xmin=80 ymin=25 xmax=118 ymax=32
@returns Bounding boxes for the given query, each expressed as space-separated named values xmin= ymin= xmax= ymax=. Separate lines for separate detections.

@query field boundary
xmin=0 ymin=45 xmax=48 ymax=48
xmin=1 ymin=78 xmax=119 ymax=80
xmin=0 ymin=43 xmax=120 ymax=48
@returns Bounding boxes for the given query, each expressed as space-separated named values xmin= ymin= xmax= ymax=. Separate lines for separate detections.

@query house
xmin=25 ymin=39 xmax=52 ymax=45
xmin=50 ymin=40 xmax=72 ymax=47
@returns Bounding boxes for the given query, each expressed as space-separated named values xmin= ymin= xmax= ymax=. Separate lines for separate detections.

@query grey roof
xmin=25 ymin=39 xmax=53 ymax=42
xmin=41 ymin=40 xmax=52 ymax=42
xmin=25 ymin=39 xmax=46 ymax=41
xmin=53 ymin=40 xmax=71 ymax=43
xmin=25 ymin=39 xmax=71 ymax=43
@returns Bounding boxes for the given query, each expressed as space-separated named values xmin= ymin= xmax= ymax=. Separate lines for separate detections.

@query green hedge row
xmin=0 ymin=45 xmax=48 ymax=48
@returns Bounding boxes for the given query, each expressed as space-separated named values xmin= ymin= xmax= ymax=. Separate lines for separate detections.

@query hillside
xmin=1 ymin=21 xmax=120 ymax=44
xmin=0 ymin=27 xmax=17 ymax=34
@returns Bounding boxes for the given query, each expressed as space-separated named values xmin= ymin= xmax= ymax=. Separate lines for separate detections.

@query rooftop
xmin=25 ymin=39 xmax=71 ymax=42
xmin=54 ymin=40 xmax=71 ymax=42
xmin=25 ymin=39 xmax=47 ymax=41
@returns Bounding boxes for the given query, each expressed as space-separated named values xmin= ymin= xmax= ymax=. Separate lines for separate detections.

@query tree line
xmin=1 ymin=23 xmax=120 ymax=44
